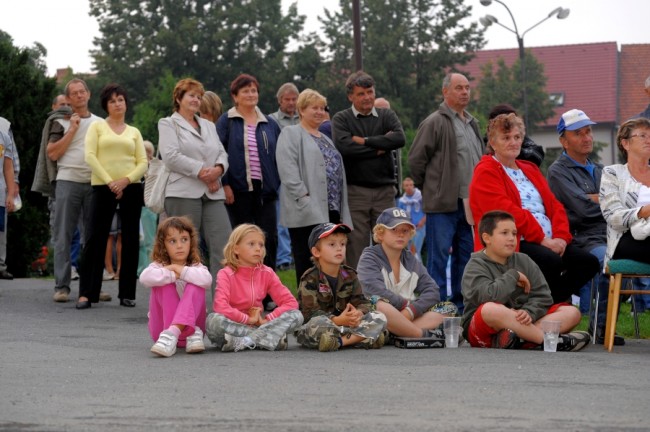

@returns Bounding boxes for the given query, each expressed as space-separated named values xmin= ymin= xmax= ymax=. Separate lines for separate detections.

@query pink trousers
xmin=148 ymin=283 xmax=206 ymax=347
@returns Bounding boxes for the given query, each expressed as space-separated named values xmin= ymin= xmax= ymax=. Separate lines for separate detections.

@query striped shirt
xmin=247 ymin=124 xmax=261 ymax=180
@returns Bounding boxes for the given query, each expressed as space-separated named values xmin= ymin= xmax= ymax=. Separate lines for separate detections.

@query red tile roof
xmin=463 ymin=42 xmax=619 ymax=127
xmin=619 ymin=44 xmax=650 ymax=121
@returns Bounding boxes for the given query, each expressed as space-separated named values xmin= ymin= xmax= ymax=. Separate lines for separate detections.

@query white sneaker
xmin=222 ymin=334 xmax=236 ymax=352
xmin=185 ymin=328 xmax=205 ymax=354
xmin=234 ymin=336 xmax=256 ymax=352
xmin=102 ymin=270 xmax=115 ymax=281
xmin=71 ymin=267 xmax=80 ymax=281
xmin=151 ymin=330 xmax=178 ymax=357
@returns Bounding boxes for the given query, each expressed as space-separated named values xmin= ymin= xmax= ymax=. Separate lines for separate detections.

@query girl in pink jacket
xmin=140 ymin=217 xmax=212 ymax=357
xmin=206 ymin=224 xmax=303 ymax=352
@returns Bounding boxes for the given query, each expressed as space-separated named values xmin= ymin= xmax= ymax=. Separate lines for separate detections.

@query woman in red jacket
xmin=469 ymin=113 xmax=598 ymax=304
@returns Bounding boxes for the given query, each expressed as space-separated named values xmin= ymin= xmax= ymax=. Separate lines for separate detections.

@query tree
xmin=316 ymin=0 xmax=485 ymax=128
xmin=89 ymin=0 xmax=305 ymax=115
xmin=132 ymin=71 xmax=180 ymax=144
xmin=0 ymin=30 xmax=57 ymax=276
xmin=473 ymin=50 xmax=555 ymax=130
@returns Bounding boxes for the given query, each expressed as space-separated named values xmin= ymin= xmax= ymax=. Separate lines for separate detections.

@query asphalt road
xmin=1 ymin=277 xmax=649 ymax=432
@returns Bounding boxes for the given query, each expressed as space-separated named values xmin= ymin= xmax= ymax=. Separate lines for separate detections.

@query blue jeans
xmin=425 ymin=201 xmax=473 ymax=313
xmin=276 ymin=195 xmax=292 ymax=266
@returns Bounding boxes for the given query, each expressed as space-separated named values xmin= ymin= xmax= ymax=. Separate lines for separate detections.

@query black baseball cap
xmin=308 ymin=223 xmax=352 ymax=249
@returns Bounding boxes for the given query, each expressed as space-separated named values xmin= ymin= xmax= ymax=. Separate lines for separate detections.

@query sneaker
xmin=102 ymin=270 xmax=115 ymax=281
xmin=234 ymin=336 xmax=256 ymax=352
xmin=0 ymin=269 xmax=13 ymax=280
xmin=70 ymin=267 xmax=80 ymax=281
xmin=361 ymin=331 xmax=386 ymax=349
xmin=424 ymin=328 xmax=445 ymax=339
xmin=594 ymin=328 xmax=625 ymax=346
xmin=99 ymin=291 xmax=112 ymax=302
xmin=492 ymin=329 xmax=520 ymax=349
xmin=185 ymin=328 xmax=205 ymax=354
xmin=275 ymin=334 xmax=288 ymax=351
xmin=151 ymin=330 xmax=178 ymax=357
xmin=557 ymin=331 xmax=590 ymax=352
xmin=318 ymin=334 xmax=341 ymax=352
xmin=222 ymin=334 xmax=236 ymax=352
xmin=53 ymin=290 xmax=70 ymax=303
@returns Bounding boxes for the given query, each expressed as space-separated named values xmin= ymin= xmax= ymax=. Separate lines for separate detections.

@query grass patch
xmin=277 ymin=269 xmax=298 ymax=297
xmin=575 ymin=302 xmax=650 ymax=339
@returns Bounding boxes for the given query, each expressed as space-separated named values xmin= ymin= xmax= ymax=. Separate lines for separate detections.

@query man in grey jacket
xmin=408 ymin=73 xmax=484 ymax=314
xmin=547 ymin=108 xmax=625 ymax=345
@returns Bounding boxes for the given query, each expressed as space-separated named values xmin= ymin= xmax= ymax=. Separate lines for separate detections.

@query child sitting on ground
xmin=357 ymin=207 xmax=457 ymax=340
xmin=205 ymin=224 xmax=303 ymax=352
xmin=461 ymin=210 xmax=590 ymax=350
xmin=294 ymin=223 xmax=387 ymax=352
xmin=140 ymin=216 xmax=212 ymax=357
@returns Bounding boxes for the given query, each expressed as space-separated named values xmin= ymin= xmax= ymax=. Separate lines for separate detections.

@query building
xmin=463 ymin=42 xmax=650 ymax=165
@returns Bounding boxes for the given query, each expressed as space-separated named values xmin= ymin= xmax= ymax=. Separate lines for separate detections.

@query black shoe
xmin=75 ymin=300 xmax=91 ymax=310
xmin=277 ymin=263 xmax=294 ymax=271
xmin=120 ymin=299 xmax=136 ymax=307
xmin=492 ymin=329 xmax=520 ymax=349
xmin=595 ymin=328 xmax=625 ymax=346
xmin=556 ymin=331 xmax=590 ymax=352
xmin=0 ymin=269 xmax=13 ymax=280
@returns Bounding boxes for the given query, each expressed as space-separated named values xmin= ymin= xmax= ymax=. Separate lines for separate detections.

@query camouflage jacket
xmin=297 ymin=263 xmax=371 ymax=323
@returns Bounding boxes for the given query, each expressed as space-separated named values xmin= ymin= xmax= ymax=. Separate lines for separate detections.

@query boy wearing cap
xmin=462 ymin=210 xmax=589 ymax=350
xmin=357 ymin=207 xmax=457 ymax=340
xmin=294 ymin=223 xmax=388 ymax=352
xmin=547 ymin=108 xmax=626 ymax=345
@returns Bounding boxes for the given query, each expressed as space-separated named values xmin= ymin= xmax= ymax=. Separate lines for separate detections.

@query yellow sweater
xmin=84 ymin=120 xmax=148 ymax=186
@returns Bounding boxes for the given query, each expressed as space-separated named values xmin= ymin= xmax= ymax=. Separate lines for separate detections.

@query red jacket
xmin=469 ymin=155 xmax=572 ymax=251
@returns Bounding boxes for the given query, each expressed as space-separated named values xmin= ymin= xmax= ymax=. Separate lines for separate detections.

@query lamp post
xmin=352 ymin=0 xmax=363 ymax=71
xmin=479 ymin=0 xmax=570 ymax=130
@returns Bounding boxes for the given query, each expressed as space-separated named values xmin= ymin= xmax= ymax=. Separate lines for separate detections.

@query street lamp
xmin=479 ymin=0 xmax=570 ymax=130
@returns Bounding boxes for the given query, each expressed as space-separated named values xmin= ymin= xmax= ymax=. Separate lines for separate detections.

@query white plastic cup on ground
xmin=443 ymin=317 xmax=461 ymax=348
xmin=541 ymin=320 xmax=561 ymax=352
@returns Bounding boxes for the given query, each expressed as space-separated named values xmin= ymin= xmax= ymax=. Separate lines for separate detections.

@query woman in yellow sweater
xmin=77 ymin=83 xmax=148 ymax=309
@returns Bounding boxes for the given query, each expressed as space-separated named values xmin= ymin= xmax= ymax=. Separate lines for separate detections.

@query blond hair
xmin=372 ymin=224 xmax=415 ymax=243
xmin=222 ymin=224 xmax=266 ymax=271
xmin=296 ymin=89 xmax=327 ymax=119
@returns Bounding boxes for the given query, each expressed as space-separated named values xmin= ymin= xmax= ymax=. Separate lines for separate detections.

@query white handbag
xmin=143 ymin=154 xmax=168 ymax=214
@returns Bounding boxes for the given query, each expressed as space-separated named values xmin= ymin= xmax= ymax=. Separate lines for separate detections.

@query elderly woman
xmin=158 ymin=78 xmax=231 ymax=283
xmin=600 ymin=117 xmax=650 ymax=266
xmin=469 ymin=113 xmax=599 ymax=304
xmin=77 ymin=83 xmax=147 ymax=309
xmin=216 ymin=74 xmax=281 ymax=269
xmin=277 ymin=89 xmax=352 ymax=284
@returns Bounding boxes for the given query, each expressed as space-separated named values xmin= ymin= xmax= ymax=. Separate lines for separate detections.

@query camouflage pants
xmin=205 ymin=309 xmax=304 ymax=351
xmin=295 ymin=311 xmax=387 ymax=349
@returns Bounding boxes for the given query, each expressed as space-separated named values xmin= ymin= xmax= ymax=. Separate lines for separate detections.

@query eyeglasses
xmin=629 ymin=133 xmax=650 ymax=141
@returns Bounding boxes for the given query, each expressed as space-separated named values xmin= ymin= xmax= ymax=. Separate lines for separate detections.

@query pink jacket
xmin=139 ymin=262 xmax=212 ymax=289
xmin=213 ymin=264 xmax=298 ymax=324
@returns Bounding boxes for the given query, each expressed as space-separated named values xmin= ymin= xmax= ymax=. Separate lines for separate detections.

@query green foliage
xmin=316 ymin=0 xmax=485 ymax=128
xmin=473 ymin=50 xmax=555 ymax=130
xmin=89 ymin=0 xmax=305 ymax=116
xmin=132 ymin=71 xmax=180 ymax=144
xmin=0 ymin=31 xmax=57 ymax=277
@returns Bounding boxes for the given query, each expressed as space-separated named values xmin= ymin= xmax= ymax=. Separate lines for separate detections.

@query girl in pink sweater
xmin=140 ymin=217 xmax=212 ymax=357
xmin=206 ymin=224 xmax=303 ymax=352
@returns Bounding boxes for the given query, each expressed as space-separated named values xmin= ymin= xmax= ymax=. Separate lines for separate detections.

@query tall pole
xmin=517 ymin=36 xmax=528 ymax=131
xmin=352 ymin=0 xmax=363 ymax=71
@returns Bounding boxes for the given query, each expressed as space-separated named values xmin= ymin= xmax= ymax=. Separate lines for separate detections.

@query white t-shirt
xmin=55 ymin=114 xmax=100 ymax=183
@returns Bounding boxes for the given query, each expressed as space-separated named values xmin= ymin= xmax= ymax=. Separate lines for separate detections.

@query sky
xmin=2 ymin=0 xmax=649 ymax=76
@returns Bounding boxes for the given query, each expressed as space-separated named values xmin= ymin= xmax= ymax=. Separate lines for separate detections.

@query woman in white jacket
xmin=158 ymin=78 xmax=231 ymax=285
xmin=276 ymin=89 xmax=352 ymax=285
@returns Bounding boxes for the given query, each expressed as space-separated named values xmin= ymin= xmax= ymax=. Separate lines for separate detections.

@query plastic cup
xmin=541 ymin=320 xmax=561 ymax=352
xmin=443 ymin=317 xmax=461 ymax=348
